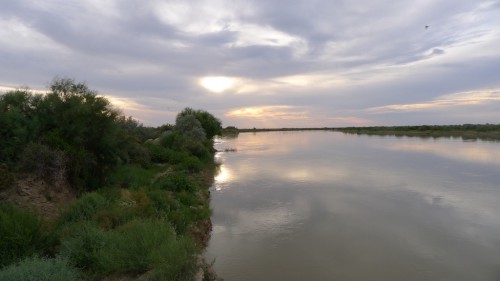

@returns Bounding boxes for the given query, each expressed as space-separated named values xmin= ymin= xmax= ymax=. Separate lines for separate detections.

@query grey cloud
xmin=0 ymin=0 xmax=499 ymax=126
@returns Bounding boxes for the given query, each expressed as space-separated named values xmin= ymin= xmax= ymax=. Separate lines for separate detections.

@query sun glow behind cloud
xmin=227 ymin=105 xmax=309 ymax=120
xmin=200 ymin=76 xmax=237 ymax=93
xmin=1 ymin=0 xmax=499 ymax=127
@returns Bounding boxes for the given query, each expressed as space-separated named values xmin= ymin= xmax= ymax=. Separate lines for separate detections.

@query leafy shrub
xmin=107 ymin=164 xmax=163 ymax=189
xmin=0 ymin=89 xmax=41 ymax=166
xmin=95 ymin=220 xmax=177 ymax=274
xmin=0 ymin=203 xmax=48 ymax=267
xmin=120 ymin=189 xmax=155 ymax=218
xmin=18 ymin=143 xmax=68 ymax=186
xmin=59 ymin=193 xmax=110 ymax=224
xmin=61 ymin=219 xmax=197 ymax=279
xmin=0 ymin=256 xmax=82 ymax=281
xmin=180 ymin=138 xmax=211 ymax=161
xmin=152 ymin=173 xmax=199 ymax=193
xmin=151 ymin=235 xmax=198 ymax=281
xmin=145 ymin=143 xmax=172 ymax=163
xmin=93 ymin=204 xmax=132 ymax=230
xmin=96 ymin=187 xmax=122 ymax=202
xmin=175 ymin=114 xmax=206 ymax=140
xmin=176 ymin=108 xmax=222 ymax=139
xmin=60 ymin=222 xmax=107 ymax=270
xmin=147 ymin=190 xmax=177 ymax=217
xmin=159 ymin=130 xmax=181 ymax=149
xmin=125 ymin=142 xmax=152 ymax=167
xmin=174 ymin=155 xmax=204 ymax=172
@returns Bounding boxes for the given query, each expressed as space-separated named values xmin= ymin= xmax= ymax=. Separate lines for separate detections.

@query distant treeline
xmin=336 ymin=124 xmax=500 ymax=140
xmin=237 ymin=124 xmax=500 ymax=140
xmin=238 ymin=127 xmax=335 ymax=132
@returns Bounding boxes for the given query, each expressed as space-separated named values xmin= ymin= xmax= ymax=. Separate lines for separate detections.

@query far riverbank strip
xmin=238 ymin=124 xmax=500 ymax=141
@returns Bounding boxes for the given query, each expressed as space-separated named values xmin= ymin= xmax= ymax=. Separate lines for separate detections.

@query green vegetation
xmin=0 ymin=203 xmax=54 ymax=267
xmin=0 ymin=78 xmax=222 ymax=280
xmin=221 ymin=126 xmax=239 ymax=137
xmin=236 ymin=125 xmax=500 ymax=141
xmin=0 ymin=256 xmax=82 ymax=281
xmin=238 ymin=127 xmax=334 ymax=133
xmin=336 ymin=124 xmax=500 ymax=140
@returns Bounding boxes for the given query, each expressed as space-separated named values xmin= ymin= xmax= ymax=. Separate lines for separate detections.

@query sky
xmin=1 ymin=0 xmax=500 ymax=128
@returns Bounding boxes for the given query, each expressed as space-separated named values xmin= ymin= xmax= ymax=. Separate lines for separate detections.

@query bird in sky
xmin=425 ymin=25 xmax=429 ymax=30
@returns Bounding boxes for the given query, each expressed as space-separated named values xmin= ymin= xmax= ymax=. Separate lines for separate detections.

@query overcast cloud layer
xmin=1 ymin=0 xmax=500 ymax=127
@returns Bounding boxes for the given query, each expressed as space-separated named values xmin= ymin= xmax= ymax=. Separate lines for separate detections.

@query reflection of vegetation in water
xmin=236 ymin=125 xmax=500 ymax=141
xmin=337 ymin=124 xmax=500 ymax=141
xmin=0 ymin=78 xmax=222 ymax=280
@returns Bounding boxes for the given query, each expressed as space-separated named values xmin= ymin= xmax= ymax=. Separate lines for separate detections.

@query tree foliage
xmin=176 ymin=108 xmax=222 ymax=139
xmin=0 ymin=79 xmax=126 ymax=191
xmin=175 ymin=114 xmax=206 ymax=140
xmin=0 ymin=80 xmax=224 ymax=192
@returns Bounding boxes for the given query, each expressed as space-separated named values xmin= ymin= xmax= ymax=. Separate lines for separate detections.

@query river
xmin=205 ymin=131 xmax=500 ymax=281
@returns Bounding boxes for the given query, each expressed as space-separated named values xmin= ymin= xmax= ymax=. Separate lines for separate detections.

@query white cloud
xmin=367 ymin=89 xmax=500 ymax=113
xmin=0 ymin=18 xmax=69 ymax=53
xmin=153 ymin=0 xmax=242 ymax=34
xmin=1 ymin=0 xmax=499 ymax=126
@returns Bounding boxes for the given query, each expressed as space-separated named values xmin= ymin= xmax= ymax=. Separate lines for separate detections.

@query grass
xmin=0 ymin=203 xmax=54 ymax=267
xmin=152 ymin=172 xmax=200 ymax=193
xmin=0 ymin=256 xmax=82 ymax=281
xmin=60 ymin=219 xmax=197 ymax=280
xmin=58 ymin=192 xmax=110 ymax=225
xmin=107 ymin=164 xmax=166 ymax=190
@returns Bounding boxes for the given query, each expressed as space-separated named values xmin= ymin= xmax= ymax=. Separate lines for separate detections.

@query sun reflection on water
xmin=214 ymin=166 xmax=232 ymax=191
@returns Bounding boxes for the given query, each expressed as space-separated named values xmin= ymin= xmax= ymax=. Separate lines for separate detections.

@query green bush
xmin=174 ymin=156 xmax=204 ymax=172
xmin=168 ymin=204 xmax=209 ymax=235
xmin=61 ymin=219 xmax=197 ymax=279
xmin=145 ymin=143 xmax=172 ymax=163
xmin=179 ymin=138 xmax=211 ymax=161
xmin=18 ymin=143 xmax=68 ymax=184
xmin=0 ymin=203 xmax=49 ymax=267
xmin=147 ymin=190 xmax=177 ymax=217
xmin=95 ymin=219 xmax=177 ymax=274
xmin=176 ymin=108 xmax=222 ymax=139
xmin=96 ymin=187 xmax=122 ymax=202
xmin=145 ymin=142 xmax=195 ymax=165
xmin=93 ymin=204 xmax=133 ymax=230
xmin=151 ymin=235 xmax=198 ymax=281
xmin=107 ymin=164 xmax=164 ymax=189
xmin=60 ymin=222 xmax=107 ymax=270
xmin=59 ymin=192 xmax=110 ymax=224
xmin=0 ymin=256 xmax=82 ymax=281
xmin=152 ymin=173 xmax=199 ymax=193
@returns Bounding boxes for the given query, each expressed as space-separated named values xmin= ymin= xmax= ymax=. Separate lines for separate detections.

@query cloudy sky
xmin=1 ymin=0 xmax=500 ymax=128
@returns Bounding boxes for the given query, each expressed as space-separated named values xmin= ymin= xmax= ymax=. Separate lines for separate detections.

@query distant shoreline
xmin=238 ymin=127 xmax=336 ymax=132
xmin=237 ymin=124 xmax=500 ymax=140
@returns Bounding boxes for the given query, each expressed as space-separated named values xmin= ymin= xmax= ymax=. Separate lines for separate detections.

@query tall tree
xmin=177 ymin=108 xmax=222 ymax=139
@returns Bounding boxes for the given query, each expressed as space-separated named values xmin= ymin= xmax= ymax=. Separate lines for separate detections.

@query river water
xmin=205 ymin=131 xmax=500 ymax=281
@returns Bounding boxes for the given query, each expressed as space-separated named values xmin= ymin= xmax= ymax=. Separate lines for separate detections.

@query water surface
xmin=205 ymin=131 xmax=500 ymax=281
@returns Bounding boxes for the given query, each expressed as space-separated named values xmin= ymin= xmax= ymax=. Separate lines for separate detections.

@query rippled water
xmin=205 ymin=131 xmax=500 ymax=281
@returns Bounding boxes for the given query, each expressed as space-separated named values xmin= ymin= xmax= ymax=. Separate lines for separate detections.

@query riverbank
xmin=0 ymin=81 xmax=223 ymax=280
xmin=238 ymin=124 xmax=500 ymax=141
xmin=1 ymin=161 xmax=221 ymax=281
xmin=335 ymin=124 xmax=500 ymax=140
